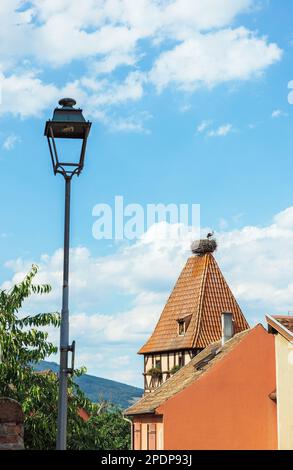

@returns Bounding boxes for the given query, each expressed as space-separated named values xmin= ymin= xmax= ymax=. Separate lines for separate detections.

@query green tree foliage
xmin=0 ymin=265 xmax=130 ymax=450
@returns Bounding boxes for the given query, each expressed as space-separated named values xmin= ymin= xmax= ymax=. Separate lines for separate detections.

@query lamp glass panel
xmin=53 ymin=138 xmax=84 ymax=166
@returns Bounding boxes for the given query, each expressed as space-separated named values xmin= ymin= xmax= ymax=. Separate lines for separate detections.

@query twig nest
xmin=191 ymin=238 xmax=217 ymax=255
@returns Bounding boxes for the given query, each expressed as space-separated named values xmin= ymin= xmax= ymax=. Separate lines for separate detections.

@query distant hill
xmin=35 ymin=361 xmax=143 ymax=409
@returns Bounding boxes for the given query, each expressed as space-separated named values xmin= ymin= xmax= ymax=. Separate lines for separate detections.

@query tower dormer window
xmin=178 ymin=320 xmax=185 ymax=336
xmin=177 ymin=314 xmax=192 ymax=336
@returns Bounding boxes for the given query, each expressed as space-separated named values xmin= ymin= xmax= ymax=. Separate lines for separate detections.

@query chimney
xmin=221 ymin=312 xmax=234 ymax=346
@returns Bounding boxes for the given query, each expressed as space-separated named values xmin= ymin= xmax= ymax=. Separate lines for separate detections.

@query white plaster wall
xmin=275 ymin=334 xmax=293 ymax=450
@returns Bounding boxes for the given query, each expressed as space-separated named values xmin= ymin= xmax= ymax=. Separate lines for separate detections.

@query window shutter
xmin=148 ymin=423 xmax=156 ymax=450
xmin=134 ymin=422 xmax=141 ymax=450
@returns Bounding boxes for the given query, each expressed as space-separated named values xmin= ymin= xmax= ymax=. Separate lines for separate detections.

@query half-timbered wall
xmin=143 ymin=349 xmax=201 ymax=392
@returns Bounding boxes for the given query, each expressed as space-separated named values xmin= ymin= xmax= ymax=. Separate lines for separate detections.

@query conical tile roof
xmin=138 ymin=253 xmax=249 ymax=354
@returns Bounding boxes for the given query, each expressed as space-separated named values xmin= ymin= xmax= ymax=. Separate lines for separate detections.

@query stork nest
xmin=191 ymin=238 xmax=217 ymax=256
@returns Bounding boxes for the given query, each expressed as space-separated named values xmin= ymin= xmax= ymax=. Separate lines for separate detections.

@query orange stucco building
xmin=126 ymin=325 xmax=277 ymax=450
xmin=125 ymin=240 xmax=278 ymax=450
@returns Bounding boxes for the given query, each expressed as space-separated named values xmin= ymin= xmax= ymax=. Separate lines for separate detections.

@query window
xmin=178 ymin=353 xmax=185 ymax=367
xmin=155 ymin=359 xmax=161 ymax=369
xmin=178 ymin=320 xmax=185 ymax=336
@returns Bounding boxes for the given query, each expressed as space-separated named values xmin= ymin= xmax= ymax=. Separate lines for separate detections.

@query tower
xmin=139 ymin=238 xmax=249 ymax=392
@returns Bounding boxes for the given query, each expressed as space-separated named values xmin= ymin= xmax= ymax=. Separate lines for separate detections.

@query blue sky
xmin=1 ymin=1 xmax=293 ymax=387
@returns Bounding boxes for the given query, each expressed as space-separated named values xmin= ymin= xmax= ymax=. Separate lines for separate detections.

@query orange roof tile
xmin=138 ymin=253 xmax=249 ymax=354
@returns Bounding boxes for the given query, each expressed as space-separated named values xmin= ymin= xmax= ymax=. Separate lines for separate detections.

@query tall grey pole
xmin=56 ymin=176 xmax=71 ymax=450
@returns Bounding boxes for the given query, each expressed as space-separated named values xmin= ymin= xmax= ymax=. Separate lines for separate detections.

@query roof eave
xmin=124 ymin=409 xmax=156 ymax=416
xmin=266 ymin=314 xmax=293 ymax=343
xmin=138 ymin=345 xmax=196 ymax=355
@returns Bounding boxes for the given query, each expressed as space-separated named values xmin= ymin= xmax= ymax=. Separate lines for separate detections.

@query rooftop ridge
xmin=191 ymin=252 xmax=210 ymax=348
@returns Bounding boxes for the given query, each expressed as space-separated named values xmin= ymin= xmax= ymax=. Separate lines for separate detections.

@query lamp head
xmin=44 ymin=98 xmax=92 ymax=177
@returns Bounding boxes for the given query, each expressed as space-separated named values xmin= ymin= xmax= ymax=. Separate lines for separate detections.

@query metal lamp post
xmin=44 ymin=98 xmax=92 ymax=450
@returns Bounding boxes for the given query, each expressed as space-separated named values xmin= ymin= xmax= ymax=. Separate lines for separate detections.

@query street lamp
xmin=44 ymin=98 xmax=92 ymax=450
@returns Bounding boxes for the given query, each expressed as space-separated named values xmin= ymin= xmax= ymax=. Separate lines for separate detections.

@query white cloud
xmin=207 ymin=123 xmax=233 ymax=137
xmin=150 ymin=27 xmax=282 ymax=91
xmin=288 ymin=80 xmax=293 ymax=105
xmin=92 ymin=53 xmax=137 ymax=75
xmin=0 ymin=1 xmax=254 ymax=68
xmin=0 ymin=71 xmax=60 ymax=118
xmin=271 ymin=109 xmax=288 ymax=118
xmin=0 ymin=70 xmax=146 ymax=123
xmin=163 ymin=0 xmax=252 ymax=31
xmin=3 ymin=224 xmax=191 ymax=311
xmin=0 ymin=1 xmax=283 ymax=122
xmin=2 ymin=134 xmax=20 ymax=151
xmin=81 ymin=72 xmax=145 ymax=109
xmin=197 ymin=120 xmax=211 ymax=133
xmin=197 ymin=120 xmax=234 ymax=138
xmin=2 ymin=209 xmax=293 ymax=314
xmin=215 ymin=208 xmax=293 ymax=313
xmin=4 ymin=206 xmax=293 ymax=383
xmin=70 ymin=295 xmax=162 ymax=346
xmin=106 ymin=112 xmax=152 ymax=134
